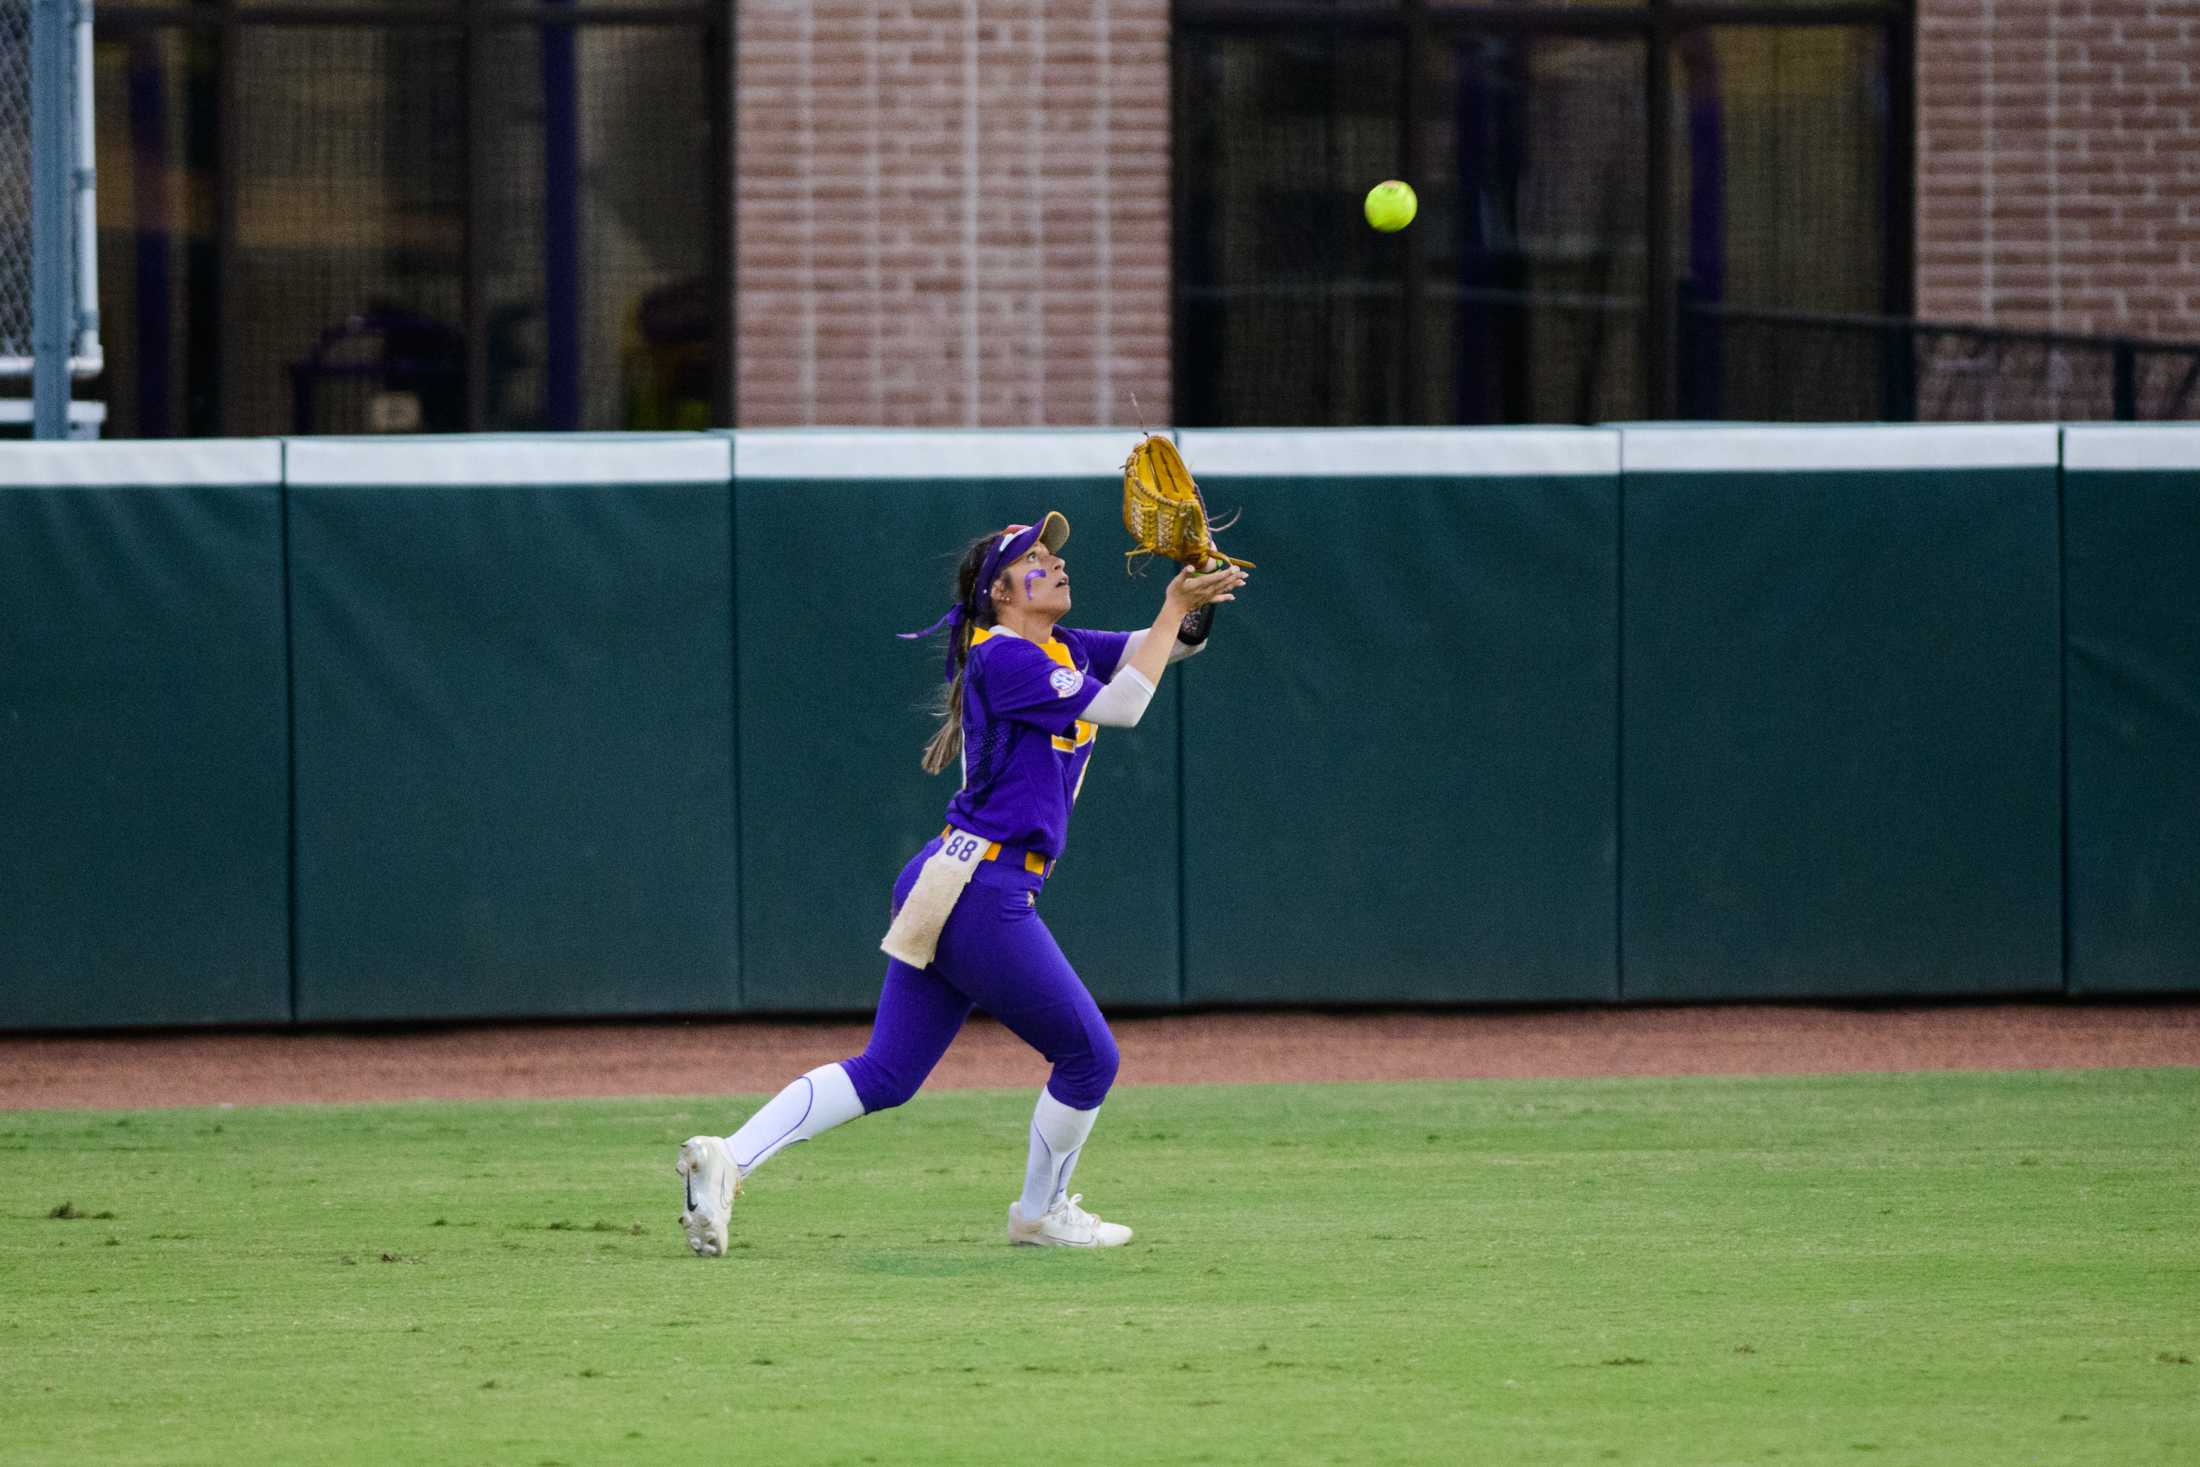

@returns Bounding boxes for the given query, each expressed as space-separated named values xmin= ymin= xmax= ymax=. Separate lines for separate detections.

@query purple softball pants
xmin=840 ymin=838 xmax=1121 ymax=1114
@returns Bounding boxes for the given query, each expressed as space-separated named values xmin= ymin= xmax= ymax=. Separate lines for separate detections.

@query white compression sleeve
xmin=727 ymin=1062 xmax=865 ymax=1176
xmin=1082 ymin=665 xmax=1156 ymax=727
xmin=1120 ymin=627 xmax=1207 ymax=666
xmin=1018 ymin=1088 xmax=1101 ymax=1218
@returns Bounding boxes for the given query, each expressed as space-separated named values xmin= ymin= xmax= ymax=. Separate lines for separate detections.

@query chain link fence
xmin=1 ymin=0 xmax=38 ymax=372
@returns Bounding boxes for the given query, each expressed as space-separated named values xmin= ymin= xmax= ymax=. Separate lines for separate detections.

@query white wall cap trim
xmin=2062 ymin=426 xmax=2200 ymax=471
xmin=1621 ymin=424 xmax=2060 ymax=472
xmin=0 ymin=439 xmax=282 ymax=486
xmin=284 ymin=435 xmax=730 ymax=486
xmin=1175 ymin=428 xmax=1619 ymax=477
xmin=733 ymin=430 xmax=1148 ymax=480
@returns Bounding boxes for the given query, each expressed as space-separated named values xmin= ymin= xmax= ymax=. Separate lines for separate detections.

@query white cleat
xmin=1006 ymin=1193 xmax=1133 ymax=1248
xmin=675 ymin=1135 xmax=738 ymax=1258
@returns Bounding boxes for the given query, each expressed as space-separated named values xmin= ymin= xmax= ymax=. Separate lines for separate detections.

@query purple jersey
xmin=942 ymin=624 xmax=1133 ymax=858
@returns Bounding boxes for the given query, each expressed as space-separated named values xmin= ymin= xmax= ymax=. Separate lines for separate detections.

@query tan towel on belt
xmin=880 ymin=830 xmax=991 ymax=969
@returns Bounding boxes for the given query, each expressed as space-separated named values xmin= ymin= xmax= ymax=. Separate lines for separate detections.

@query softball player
xmin=677 ymin=511 xmax=1246 ymax=1255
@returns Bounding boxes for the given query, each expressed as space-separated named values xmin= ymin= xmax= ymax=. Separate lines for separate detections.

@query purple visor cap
xmin=898 ymin=510 xmax=1072 ymax=677
xmin=976 ymin=510 xmax=1071 ymax=605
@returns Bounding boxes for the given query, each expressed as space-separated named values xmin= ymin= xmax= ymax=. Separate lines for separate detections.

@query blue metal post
xmin=30 ymin=0 xmax=71 ymax=439
xmin=129 ymin=33 xmax=170 ymax=435
xmin=542 ymin=0 xmax=580 ymax=430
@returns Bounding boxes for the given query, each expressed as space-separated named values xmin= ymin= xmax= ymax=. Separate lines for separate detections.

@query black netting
xmin=188 ymin=13 xmax=713 ymax=436
xmin=88 ymin=28 xmax=217 ymax=436
xmin=1430 ymin=35 xmax=1648 ymax=423
xmin=1176 ymin=31 xmax=1406 ymax=426
xmin=475 ymin=22 xmax=713 ymax=431
xmin=1675 ymin=27 xmax=1887 ymax=316
xmin=229 ymin=26 xmax=465 ymax=436
xmin=1176 ymin=29 xmax=1652 ymax=426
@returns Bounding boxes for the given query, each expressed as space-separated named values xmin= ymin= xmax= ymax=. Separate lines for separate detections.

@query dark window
xmin=1174 ymin=0 xmax=1912 ymax=425
xmin=88 ymin=0 xmax=730 ymax=438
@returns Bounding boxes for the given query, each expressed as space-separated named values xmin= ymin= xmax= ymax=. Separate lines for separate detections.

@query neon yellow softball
xmin=1364 ymin=179 xmax=1417 ymax=233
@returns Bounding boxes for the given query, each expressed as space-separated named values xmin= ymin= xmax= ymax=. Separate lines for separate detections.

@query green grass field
xmin=2 ymin=1069 xmax=2195 ymax=1465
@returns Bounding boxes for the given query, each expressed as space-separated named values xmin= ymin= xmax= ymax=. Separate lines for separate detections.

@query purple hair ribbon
xmin=897 ymin=601 xmax=972 ymax=682
xmin=898 ymin=521 xmax=1047 ymax=682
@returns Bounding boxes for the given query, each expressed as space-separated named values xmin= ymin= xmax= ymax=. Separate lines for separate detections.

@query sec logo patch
xmin=1049 ymin=667 xmax=1083 ymax=698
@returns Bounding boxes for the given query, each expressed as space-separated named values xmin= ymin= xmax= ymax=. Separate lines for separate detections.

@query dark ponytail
xmin=919 ymin=533 xmax=1003 ymax=775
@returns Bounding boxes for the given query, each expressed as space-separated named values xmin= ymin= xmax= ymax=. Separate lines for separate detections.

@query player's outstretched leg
xmin=1006 ymin=1085 xmax=1131 ymax=1248
xmin=675 ymin=959 xmax=969 ymax=1258
xmin=676 ymin=1062 xmax=868 ymax=1258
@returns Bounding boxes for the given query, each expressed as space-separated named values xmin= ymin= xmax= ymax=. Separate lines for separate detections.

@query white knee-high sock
xmin=1018 ymin=1088 xmax=1100 ymax=1218
xmin=727 ymin=1063 xmax=865 ymax=1176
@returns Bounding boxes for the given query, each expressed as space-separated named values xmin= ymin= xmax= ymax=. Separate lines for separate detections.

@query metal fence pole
xmin=1643 ymin=5 xmax=1675 ymax=420
xmin=72 ymin=0 xmax=101 ymax=380
xmin=709 ymin=0 xmax=737 ymax=427
xmin=2110 ymin=341 xmax=2137 ymax=421
xmin=542 ymin=0 xmax=581 ymax=430
xmin=1881 ymin=318 xmax=1916 ymax=422
xmin=30 ymin=0 xmax=71 ymax=438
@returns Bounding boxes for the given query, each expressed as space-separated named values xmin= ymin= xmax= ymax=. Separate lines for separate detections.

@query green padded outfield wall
xmin=730 ymin=431 xmax=1182 ymax=1012
xmin=1174 ymin=429 xmax=1622 ymax=1005
xmin=2062 ymin=426 xmax=2200 ymax=994
xmin=0 ymin=442 xmax=291 ymax=1028
xmin=15 ymin=424 xmax=2182 ymax=1031
xmin=285 ymin=437 xmax=736 ymax=1021
xmin=1619 ymin=426 xmax=2063 ymax=999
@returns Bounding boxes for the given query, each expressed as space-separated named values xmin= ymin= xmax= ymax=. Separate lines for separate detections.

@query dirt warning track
xmin=3 ymin=1000 xmax=2195 ymax=1111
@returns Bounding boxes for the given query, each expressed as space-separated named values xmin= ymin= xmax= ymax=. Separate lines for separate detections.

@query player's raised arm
xmin=1110 ymin=564 xmax=1234 ymax=675
xmin=1081 ymin=564 xmax=1244 ymax=727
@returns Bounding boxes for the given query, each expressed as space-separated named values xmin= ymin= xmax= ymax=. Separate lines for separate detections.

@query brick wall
xmin=737 ymin=0 xmax=2194 ymax=424
xmin=736 ymin=0 xmax=1171 ymax=427
xmin=1918 ymin=0 xmax=2200 ymax=339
